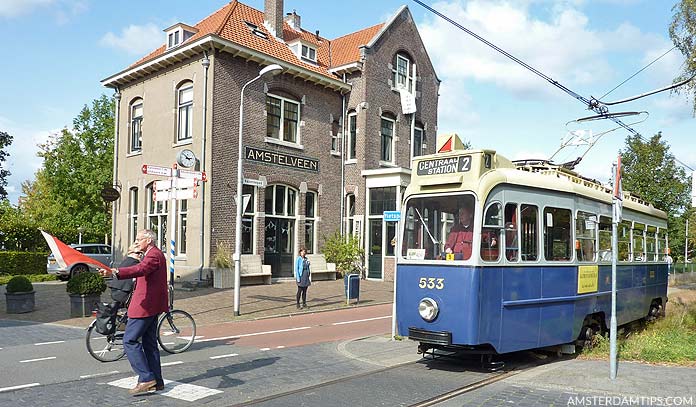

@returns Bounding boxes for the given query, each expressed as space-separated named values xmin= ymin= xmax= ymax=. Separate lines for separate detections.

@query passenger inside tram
xmin=444 ymin=206 xmax=474 ymax=260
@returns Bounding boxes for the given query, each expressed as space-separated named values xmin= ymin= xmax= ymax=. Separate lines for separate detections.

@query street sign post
xmin=243 ymin=178 xmax=265 ymax=188
xmin=384 ymin=210 xmax=401 ymax=340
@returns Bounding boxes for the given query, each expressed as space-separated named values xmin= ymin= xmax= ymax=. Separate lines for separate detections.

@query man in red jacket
xmin=444 ymin=206 xmax=474 ymax=260
xmin=100 ymin=229 xmax=168 ymax=396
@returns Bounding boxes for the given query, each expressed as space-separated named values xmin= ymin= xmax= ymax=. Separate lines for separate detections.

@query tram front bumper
xmin=408 ymin=327 xmax=452 ymax=346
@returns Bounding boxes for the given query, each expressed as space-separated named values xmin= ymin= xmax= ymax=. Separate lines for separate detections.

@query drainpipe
xmin=111 ymin=88 xmax=121 ymax=253
xmin=340 ymin=73 xmax=347 ymax=236
xmin=199 ymin=50 xmax=210 ymax=281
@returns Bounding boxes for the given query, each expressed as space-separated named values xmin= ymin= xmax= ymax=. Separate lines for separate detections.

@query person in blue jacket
xmin=294 ymin=247 xmax=311 ymax=309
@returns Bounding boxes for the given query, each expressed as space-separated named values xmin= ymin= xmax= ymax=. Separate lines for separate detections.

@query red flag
xmin=40 ymin=230 xmax=110 ymax=270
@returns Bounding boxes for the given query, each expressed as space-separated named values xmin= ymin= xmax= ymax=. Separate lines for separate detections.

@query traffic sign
xmin=243 ymin=178 xmax=266 ymax=188
xmin=154 ymin=188 xmax=197 ymax=201
xmin=383 ymin=210 xmax=401 ymax=222
xmin=179 ymin=169 xmax=207 ymax=182
xmin=142 ymin=164 xmax=172 ymax=177
xmin=155 ymin=178 xmax=197 ymax=191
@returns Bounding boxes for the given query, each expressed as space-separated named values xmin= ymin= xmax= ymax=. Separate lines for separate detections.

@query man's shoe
xmin=155 ymin=383 xmax=165 ymax=391
xmin=128 ymin=380 xmax=157 ymax=396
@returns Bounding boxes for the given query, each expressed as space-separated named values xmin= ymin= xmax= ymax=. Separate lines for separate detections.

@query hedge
xmin=0 ymin=251 xmax=48 ymax=275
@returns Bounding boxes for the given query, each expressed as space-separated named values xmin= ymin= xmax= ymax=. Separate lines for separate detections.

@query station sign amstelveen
xmin=245 ymin=146 xmax=319 ymax=173
xmin=416 ymin=155 xmax=472 ymax=176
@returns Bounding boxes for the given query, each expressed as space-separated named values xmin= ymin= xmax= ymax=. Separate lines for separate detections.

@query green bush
xmin=6 ymin=275 xmax=34 ymax=293
xmin=66 ymin=272 xmax=106 ymax=295
xmin=0 ymin=274 xmax=57 ymax=285
xmin=0 ymin=251 xmax=48 ymax=275
xmin=321 ymin=232 xmax=364 ymax=277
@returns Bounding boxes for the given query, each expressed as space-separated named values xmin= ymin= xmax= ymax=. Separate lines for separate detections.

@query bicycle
xmin=86 ymin=285 xmax=196 ymax=362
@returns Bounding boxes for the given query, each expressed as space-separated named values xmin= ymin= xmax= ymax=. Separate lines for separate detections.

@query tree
xmin=669 ymin=0 xmax=696 ymax=114
xmin=21 ymin=95 xmax=114 ymax=244
xmin=0 ymin=130 xmax=12 ymax=200
xmin=620 ymin=132 xmax=693 ymax=257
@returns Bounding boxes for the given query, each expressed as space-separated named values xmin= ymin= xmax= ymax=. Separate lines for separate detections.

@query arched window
xmin=266 ymin=92 xmax=300 ymax=144
xmin=177 ymin=82 xmax=194 ymax=142
xmin=129 ymin=98 xmax=143 ymax=152
xmin=345 ymin=193 xmax=356 ymax=236
xmin=392 ymin=52 xmax=414 ymax=92
xmin=264 ymin=184 xmax=298 ymax=256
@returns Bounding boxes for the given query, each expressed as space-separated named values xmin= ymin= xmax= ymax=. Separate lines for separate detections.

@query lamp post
xmin=234 ymin=64 xmax=283 ymax=316
xmin=77 ymin=227 xmax=84 ymax=245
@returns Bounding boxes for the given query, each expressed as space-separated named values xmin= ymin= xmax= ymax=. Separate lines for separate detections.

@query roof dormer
xmin=287 ymin=39 xmax=317 ymax=64
xmin=164 ymin=23 xmax=198 ymax=50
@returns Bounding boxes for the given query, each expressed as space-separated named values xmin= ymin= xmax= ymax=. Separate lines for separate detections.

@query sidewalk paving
xmin=0 ymin=278 xmax=394 ymax=328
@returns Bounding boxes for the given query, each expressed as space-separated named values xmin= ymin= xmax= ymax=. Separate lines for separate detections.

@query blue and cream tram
xmin=396 ymin=136 xmax=669 ymax=355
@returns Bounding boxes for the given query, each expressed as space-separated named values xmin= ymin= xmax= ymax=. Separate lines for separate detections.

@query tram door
xmin=264 ymin=217 xmax=295 ymax=278
xmin=368 ymin=219 xmax=383 ymax=279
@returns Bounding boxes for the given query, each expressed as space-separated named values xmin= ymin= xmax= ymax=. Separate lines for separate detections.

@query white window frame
xmin=129 ymin=187 xmax=139 ymax=244
xmin=304 ymin=191 xmax=317 ymax=254
xmin=178 ymin=199 xmax=188 ymax=256
xmin=379 ymin=116 xmax=395 ymax=164
xmin=167 ymin=29 xmax=182 ymax=49
xmin=130 ymin=101 xmax=143 ymax=153
xmin=392 ymin=54 xmax=414 ymax=93
xmin=301 ymin=44 xmax=317 ymax=62
xmin=146 ymin=185 xmax=168 ymax=251
xmin=265 ymin=93 xmax=301 ymax=146
xmin=177 ymin=84 xmax=194 ymax=142
xmin=347 ymin=112 xmax=357 ymax=162
xmin=413 ymin=125 xmax=424 ymax=158
xmin=242 ymin=185 xmax=256 ymax=254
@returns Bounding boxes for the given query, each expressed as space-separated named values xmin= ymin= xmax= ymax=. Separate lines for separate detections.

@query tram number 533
xmin=418 ymin=277 xmax=444 ymax=289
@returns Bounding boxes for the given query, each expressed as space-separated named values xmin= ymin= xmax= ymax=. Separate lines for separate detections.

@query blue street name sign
xmin=383 ymin=210 xmax=401 ymax=222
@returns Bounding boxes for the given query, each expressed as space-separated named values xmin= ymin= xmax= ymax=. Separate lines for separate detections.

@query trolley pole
xmin=610 ymin=157 xmax=622 ymax=380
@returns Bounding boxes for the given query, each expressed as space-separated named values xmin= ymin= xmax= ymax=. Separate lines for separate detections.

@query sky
xmin=1 ymin=0 xmax=694 ymax=205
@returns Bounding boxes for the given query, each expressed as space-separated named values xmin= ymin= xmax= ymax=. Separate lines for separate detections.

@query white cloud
xmin=0 ymin=0 xmax=53 ymax=18
xmin=99 ymin=23 xmax=164 ymax=56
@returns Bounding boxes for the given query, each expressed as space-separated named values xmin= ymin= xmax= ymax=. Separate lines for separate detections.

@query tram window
xmin=598 ymin=216 xmax=612 ymax=262
xmin=632 ymin=223 xmax=645 ymax=262
xmin=520 ymin=204 xmax=538 ymax=261
xmin=646 ymin=226 xmax=657 ymax=261
xmin=576 ymin=211 xmax=596 ymax=262
xmin=481 ymin=202 xmax=501 ymax=261
xmin=618 ymin=220 xmax=631 ymax=261
xmin=401 ymin=194 xmax=475 ymax=260
xmin=504 ymin=203 xmax=519 ymax=261
xmin=544 ymin=207 xmax=571 ymax=261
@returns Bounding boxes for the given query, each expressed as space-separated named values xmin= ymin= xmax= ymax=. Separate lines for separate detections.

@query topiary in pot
xmin=5 ymin=276 xmax=35 ymax=314
xmin=66 ymin=272 xmax=106 ymax=317
xmin=6 ymin=275 xmax=34 ymax=293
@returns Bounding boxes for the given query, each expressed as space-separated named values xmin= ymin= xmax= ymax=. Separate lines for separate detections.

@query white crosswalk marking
xmin=109 ymin=376 xmax=223 ymax=402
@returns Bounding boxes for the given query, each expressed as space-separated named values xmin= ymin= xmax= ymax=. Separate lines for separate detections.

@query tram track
xmin=234 ymin=352 xmax=553 ymax=407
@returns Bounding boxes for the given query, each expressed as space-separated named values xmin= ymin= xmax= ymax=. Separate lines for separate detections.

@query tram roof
xmin=408 ymin=149 xmax=667 ymax=221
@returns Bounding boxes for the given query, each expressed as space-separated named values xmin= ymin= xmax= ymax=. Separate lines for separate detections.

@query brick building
xmin=102 ymin=0 xmax=439 ymax=282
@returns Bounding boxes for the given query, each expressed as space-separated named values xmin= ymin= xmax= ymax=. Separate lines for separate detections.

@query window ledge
xmin=126 ymin=151 xmax=142 ymax=158
xmin=173 ymin=140 xmax=193 ymax=147
xmin=330 ymin=151 xmax=341 ymax=157
xmin=264 ymin=137 xmax=304 ymax=150
xmin=345 ymin=159 xmax=357 ymax=165
xmin=379 ymin=161 xmax=397 ymax=168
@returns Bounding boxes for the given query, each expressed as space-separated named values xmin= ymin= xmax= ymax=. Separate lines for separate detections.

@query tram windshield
xmin=401 ymin=194 xmax=476 ymax=261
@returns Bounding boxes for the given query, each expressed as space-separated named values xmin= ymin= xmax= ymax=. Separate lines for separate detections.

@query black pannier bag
xmin=95 ymin=302 xmax=119 ymax=335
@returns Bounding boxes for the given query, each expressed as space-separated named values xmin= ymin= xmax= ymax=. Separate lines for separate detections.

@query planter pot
xmin=69 ymin=293 xmax=101 ymax=318
xmin=213 ymin=268 xmax=233 ymax=289
xmin=5 ymin=291 xmax=35 ymax=314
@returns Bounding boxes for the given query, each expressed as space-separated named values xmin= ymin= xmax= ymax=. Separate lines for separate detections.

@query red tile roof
xmin=127 ymin=1 xmax=385 ymax=80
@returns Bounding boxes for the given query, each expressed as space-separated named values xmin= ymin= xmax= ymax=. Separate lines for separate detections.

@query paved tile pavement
xmin=0 ymin=278 xmax=394 ymax=328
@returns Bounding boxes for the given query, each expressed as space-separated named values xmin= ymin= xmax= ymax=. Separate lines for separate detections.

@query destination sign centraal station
xmin=416 ymin=155 xmax=472 ymax=176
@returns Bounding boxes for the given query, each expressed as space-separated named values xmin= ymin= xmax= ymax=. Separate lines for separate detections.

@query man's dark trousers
xmin=124 ymin=315 xmax=162 ymax=384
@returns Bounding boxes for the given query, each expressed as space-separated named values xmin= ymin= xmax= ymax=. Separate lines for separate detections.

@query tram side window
xmin=504 ymin=203 xmax=519 ymax=261
xmin=520 ymin=204 xmax=538 ymax=261
xmin=632 ymin=223 xmax=645 ymax=262
xmin=646 ymin=227 xmax=657 ymax=261
xmin=618 ymin=220 xmax=631 ymax=261
xmin=544 ymin=207 xmax=572 ymax=261
xmin=481 ymin=202 xmax=501 ymax=261
xmin=576 ymin=211 xmax=596 ymax=262
xmin=598 ymin=216 xmax=612 ymax=262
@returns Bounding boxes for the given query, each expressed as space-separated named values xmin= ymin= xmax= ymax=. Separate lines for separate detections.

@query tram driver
xmin=444 ymin=206 xmax=475 ymax=260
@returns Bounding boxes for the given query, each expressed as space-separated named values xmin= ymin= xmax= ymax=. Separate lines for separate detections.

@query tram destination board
xmin=417 ymin=155 xmax=472 ymax=176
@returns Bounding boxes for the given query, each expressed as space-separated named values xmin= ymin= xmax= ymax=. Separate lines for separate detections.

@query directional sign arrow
xmin=142 ymin=164 xmax=172 ymax=177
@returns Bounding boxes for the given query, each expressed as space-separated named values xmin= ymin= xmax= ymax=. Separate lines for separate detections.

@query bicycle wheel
xmin=157 ymin=309 xmax=196 ymax=354
xmin=86 ymin=319 xmax=126 ymax=362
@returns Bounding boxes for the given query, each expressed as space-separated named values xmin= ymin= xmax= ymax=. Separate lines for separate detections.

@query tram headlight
xmin=418 ymin=297 xmax=439 ymax=322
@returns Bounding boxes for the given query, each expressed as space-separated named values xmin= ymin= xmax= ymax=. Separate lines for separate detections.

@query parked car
xmin=47 ymin=244 xmax=113 ymax=281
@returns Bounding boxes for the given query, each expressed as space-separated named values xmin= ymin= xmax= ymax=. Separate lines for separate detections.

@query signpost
xmin=142 ymin=163 xmax=208 ymax=301
xmin=384 ymin=210 xmax=401 ymax=340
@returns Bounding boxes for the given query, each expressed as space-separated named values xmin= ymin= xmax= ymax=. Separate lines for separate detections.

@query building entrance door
xmin=264 ymin=217 xmax=295 ymax=278
xmin=367 ymin=219 xmax=383 ymax=279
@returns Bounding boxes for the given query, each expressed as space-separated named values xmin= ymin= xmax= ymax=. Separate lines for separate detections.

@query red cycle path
xmin=194 ymin=303 xmax=393 ymax=349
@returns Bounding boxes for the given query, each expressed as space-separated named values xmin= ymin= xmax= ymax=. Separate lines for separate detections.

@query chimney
xmin=264 ymin=0 xmax=284 ymax=40
xmin=284 ymin=10 xmax=301 ymax=30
